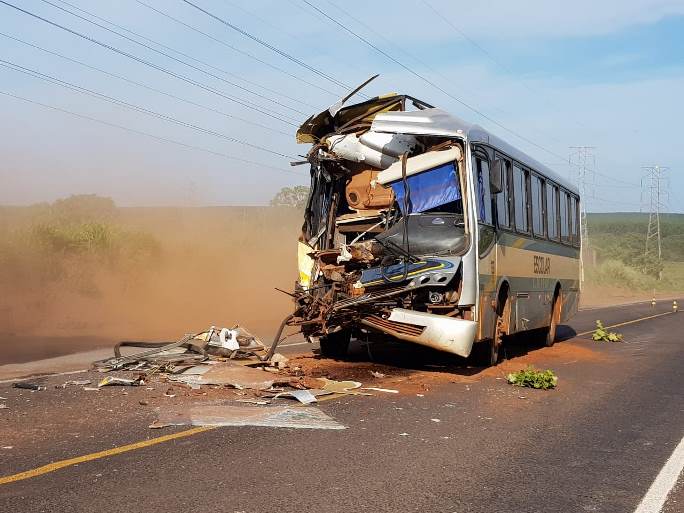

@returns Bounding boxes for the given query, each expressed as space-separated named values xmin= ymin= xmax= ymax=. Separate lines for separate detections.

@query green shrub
xmin=592 ymin=320 xmax=623 ymax=342
xmin=507 ymin=366 xmax=558 ymax=390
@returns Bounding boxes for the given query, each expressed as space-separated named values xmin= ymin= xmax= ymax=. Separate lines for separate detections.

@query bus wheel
xmin=318 ymin=329 xmax=351 ymax=359
xmin=544 ymin=293 xmax=561 ymax=347
xmin=478 ymin=292 xmax=510 ymax=366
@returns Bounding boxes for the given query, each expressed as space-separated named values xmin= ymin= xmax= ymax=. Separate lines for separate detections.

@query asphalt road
xmin=0 ymin=300 xmax=682 ymax=513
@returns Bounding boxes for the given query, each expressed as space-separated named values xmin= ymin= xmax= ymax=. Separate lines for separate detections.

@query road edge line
xmin=634 ymin=435 xmax=684 ymax=513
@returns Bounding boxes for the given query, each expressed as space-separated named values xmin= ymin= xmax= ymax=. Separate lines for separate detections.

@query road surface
xmin=0 ymin=300 xmax=682 ymax=513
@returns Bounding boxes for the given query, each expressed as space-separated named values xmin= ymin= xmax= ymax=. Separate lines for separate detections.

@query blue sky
xmin=1 ymin=0 xmax=682 ymax=211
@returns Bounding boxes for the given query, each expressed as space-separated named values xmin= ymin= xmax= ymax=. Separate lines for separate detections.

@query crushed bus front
xmin=289 ymin=91 xmax=480 ymax=358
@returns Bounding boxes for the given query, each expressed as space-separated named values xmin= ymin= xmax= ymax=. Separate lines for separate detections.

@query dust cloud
xmin=0 ymin=205 xmax=301 ymax=363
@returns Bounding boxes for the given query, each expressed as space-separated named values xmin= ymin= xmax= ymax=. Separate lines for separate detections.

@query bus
xmin=290 ymin=90 xmax=581 ymax=366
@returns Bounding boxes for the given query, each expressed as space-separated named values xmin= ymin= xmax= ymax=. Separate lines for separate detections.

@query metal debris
xmin=12 ymin=382 xmax=46 ymax=391
xmin=361 ymin=387 xmax=398 ymax=394
xmin=169 ymin=362 xmax=276 ymax=390
xmin=98 ymin=376 xmax=143 ymax=387
xmin=55 ymin=380 xmax=92 ymax=389
xmin=154 ymin=403 xmax=346 ymax=430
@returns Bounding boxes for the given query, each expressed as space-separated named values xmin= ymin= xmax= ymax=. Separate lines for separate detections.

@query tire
xmin=318 ymin=329 xmax=351 ymax=359
xmin=544 ymin=292 xmax=561 ymax=347
xmin=475 ymin=290 xmax=510 ymax=367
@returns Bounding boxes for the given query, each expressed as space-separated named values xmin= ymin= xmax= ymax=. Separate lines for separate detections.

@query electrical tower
xmin=641 ymin=165 xmax=669 ymax=279
xmin=569 ymin=147 xmax=595 ymax=252
xmin=569 ymin=147 xmax=595 ymax=283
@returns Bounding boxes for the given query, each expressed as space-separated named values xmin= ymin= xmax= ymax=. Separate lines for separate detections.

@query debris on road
xmin=55 ymin=380 xmax=92 ymax=389
xmin=273 ymin=389 xmax=318 ymax=404
xmin=169 ymin=362 xmax=277 ymax=390
xmin=92 ymin=325 xmax=267 ymax=372
xmin=0 ymin=403 xmax=8 ymax=409
xmin=98 ymin=376 xmax=143 ymax=388
xmin=153 ymin=403 xmax=346 ymax=430
xmin=320 ymin=379 xmax=363 ymax=394
xmin=507 ymin=366 xmax=558 ymax=390
xmin=370 ymin=371 xmax=386 ymax=379
xmin=235 ymin=399 xmax=270 ymax=405
xmin=361 ymin=387 xmax=398 ymax=394
xmin=12 ymin=382 xmax=46 ymax=391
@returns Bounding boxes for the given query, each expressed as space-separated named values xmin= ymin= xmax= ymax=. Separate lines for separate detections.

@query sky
xmin=1 ymin=0 xmax=683 ymax=212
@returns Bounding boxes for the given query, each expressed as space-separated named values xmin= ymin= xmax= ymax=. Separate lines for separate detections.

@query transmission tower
xmin=641 ymin=165 xmax=669 ymax=279
xmin=569 ymin=147 xmax=595 ymax=252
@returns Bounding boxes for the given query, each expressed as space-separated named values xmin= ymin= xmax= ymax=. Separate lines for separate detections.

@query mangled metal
xmin=286 ymin=86 xmax=480 ymax=358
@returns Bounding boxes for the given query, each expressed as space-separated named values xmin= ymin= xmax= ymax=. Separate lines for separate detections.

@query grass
xmin=0 ymin=196 xmax=160 ymax=298
xmin=585 ymin=213 xmax=684 ymax=292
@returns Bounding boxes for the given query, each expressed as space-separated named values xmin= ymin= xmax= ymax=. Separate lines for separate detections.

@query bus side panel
xmin=494 ymin=233 xmax=580 ymax=334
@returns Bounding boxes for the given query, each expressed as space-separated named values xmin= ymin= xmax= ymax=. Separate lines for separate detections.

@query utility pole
xmin=641 ymin=165 xmax=669 ymax=280
xmin=569 ymin=146 xmax=595 ymax=282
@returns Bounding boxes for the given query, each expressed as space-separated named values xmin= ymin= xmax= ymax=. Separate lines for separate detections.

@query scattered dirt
xmin=279 ymin=337 xmax=608 ymax=396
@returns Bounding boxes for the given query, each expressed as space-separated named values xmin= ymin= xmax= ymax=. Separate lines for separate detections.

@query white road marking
xmin=0 ymin=369 xmax=88 ymax=385
xmin=634 ymin=435 xmax=684 ymax=513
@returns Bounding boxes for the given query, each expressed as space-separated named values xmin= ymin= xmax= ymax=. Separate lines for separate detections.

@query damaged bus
xmin=289 ymin=89 xmax=580 ymax=366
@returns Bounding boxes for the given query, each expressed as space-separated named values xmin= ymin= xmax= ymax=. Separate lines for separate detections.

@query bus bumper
xmin=361 ymin=308 xmax=478 ymax=358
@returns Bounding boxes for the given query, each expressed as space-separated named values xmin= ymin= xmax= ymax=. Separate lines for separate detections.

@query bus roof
xmin=371 ymin=107 xmax=580 ymax=195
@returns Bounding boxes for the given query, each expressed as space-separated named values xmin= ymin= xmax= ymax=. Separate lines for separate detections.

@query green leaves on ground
xmin=507 ymin=366 xmax=558 ymax=390
xmin=592 ymin=320 xmax=623 ymax=342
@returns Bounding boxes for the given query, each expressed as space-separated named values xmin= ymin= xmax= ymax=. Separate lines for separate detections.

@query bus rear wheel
xmin=544 ymin=292 xmax=561 ymax=347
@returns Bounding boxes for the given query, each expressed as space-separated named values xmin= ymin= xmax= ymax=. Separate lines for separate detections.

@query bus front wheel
xmin=318 ymin=329 xmax=351 ymax=359
xmin=477 ymin=290 xmax=510 ymax=366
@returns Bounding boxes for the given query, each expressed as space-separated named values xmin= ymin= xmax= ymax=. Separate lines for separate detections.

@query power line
xmin=322 ymin=0 xmax=566 ymax=147
xmin=0 ymin=31 xmax=291 ymax=137
xmin=300 ymin=0 xmax=584 ymax=171
xmin=0 ymin=1 xmax=298 ymax=126
xmin=39 ymin=0 xmax=303 ymax=118
xmin=1 ymin=58 xmax=296 ymax=159
xmin=135 ymin=0 xmax=339 ymax=99
xmin=49 ymin=0 xmax=308 ymax=114
xmin=180 ymin=0 xmax=355 ymax=93
xmin=0 ymin=90 xmax=304 ymax=176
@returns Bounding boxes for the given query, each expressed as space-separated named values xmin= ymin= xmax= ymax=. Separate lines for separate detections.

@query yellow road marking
xmin=576 ymin=311 xmax=673 ymax=337
xmin=0 ymin=426 xmax=215 ymax=486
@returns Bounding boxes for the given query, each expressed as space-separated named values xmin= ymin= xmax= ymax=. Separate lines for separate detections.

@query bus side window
xmin=474 ymin=157 xmax=493 ymax=224
xmin=546 ymin=184 xmax=559 ymax=240
xmin=560 ymin=190 xmax=570 ymax=243
xmin=495 ymin=157 xmax=510 ymax=228
xmin=571 ymin=196 xmax=580 ymax=246
xmin=513 ymin=165 xmax=529 ymax=233
xmin=531 ymin=175 xmax=545 ymax=237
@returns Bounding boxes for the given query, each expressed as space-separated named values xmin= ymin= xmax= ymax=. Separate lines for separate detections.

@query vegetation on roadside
xmin=507 ymin=366 xmax=558 ymax=390
xmin=591 ymin=320 xmax=623 ymax=342
xmin=0 ymin=195 xmax=160 ymax=297
xmin=586 ymin=213 xmax=684 ymax=291
xmin=270 ymin=186 xmax=309 ymax=209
